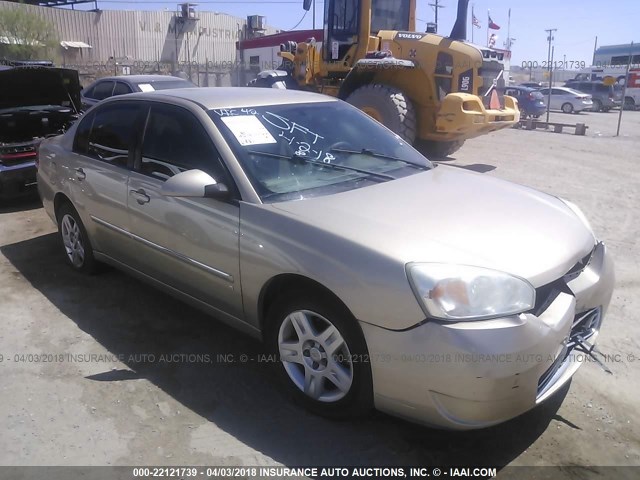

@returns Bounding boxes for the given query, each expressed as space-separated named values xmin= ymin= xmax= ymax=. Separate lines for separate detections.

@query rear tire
xmin=624 ymin=97 xmax=636 ymax=110
xmin=415 ymin=139 xmax=465 ymax=159
xmin=561 ymin=103 xmax=574 ymax=114
xmin=56 ymin=202 xmax=98 ymax=274
xmin=592 ymin=99 xmax=602 ymax=112
xmin=265 ymin=290 xmax=373 ymax=419
xmin=346 ymin=84 xmax=417 ymax=144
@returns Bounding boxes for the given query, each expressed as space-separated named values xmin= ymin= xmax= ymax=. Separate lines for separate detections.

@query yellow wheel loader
xmin=250 ymin=0 xmax=519 ymax=158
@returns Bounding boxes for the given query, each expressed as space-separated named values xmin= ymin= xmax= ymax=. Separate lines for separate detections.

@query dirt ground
xmin=0 ymin=109 xmax=638 ymax=477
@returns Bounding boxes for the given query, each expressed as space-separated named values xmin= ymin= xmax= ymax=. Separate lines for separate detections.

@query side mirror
xmin=303 ymin=0 xmax=312 ymax=11
xmin=160 ymin=169 xmax=230 ymax=200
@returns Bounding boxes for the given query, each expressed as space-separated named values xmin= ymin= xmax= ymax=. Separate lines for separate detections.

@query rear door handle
xmin=75 ymin=168 xmax=86 ymax=181
xmin=129 ymin=188 xmax=150 ymax=205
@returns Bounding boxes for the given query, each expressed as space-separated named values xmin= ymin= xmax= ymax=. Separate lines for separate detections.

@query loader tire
xmin=346 ymin=85 xmax=417 ymax=144
xmin=415 ymin=139 xmax=465 ymax=159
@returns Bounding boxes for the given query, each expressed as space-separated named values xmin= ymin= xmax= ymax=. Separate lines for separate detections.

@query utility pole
xmin=592 ymin=36 xmax=598 ymax=65
xmin=313 ymin=0 xmax=316 ymax=29
xmin=544 ymin=29 xmax=557 ymax=125
xmin=429 ymin=0 xmax=446 ymax=34
xmin=545 ymin=28 xmax=557 ymax=66
xmin=546 ymin=45 xmax=555 ymax=124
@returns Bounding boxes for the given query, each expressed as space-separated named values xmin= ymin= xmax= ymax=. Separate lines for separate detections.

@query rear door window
xmin=73 ymin=110 xmax=96 ymax=155
xmin=113 ymin=82 xmax=133 ymax=96
xmin=90 ymin=81 xmax=116 ymax=100
xmin=86 ymin=103 xmax=144 ymax=167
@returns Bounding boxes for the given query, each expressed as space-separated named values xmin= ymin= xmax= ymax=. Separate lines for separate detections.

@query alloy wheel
xmin=61 ymin=214 xmax=85 ymax=268
xmin=278 ymin=310 xmax=353 ymax=403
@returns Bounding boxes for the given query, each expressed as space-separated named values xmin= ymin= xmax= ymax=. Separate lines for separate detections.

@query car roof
xmin=112 ymin=87 xmax=339 ymax=109
xmin=506 ymin=85 xmax=535 ymax=91
xmin=95 ymin=75 xmax=191 ymax=84
xmin=568 ymin=80 xmax=609 ymax=85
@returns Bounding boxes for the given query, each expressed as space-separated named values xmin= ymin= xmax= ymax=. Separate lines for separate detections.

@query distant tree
xmin=0 ymin=5 xmax=58 ymax=60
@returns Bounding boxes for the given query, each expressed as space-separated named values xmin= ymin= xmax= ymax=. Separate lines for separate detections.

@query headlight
xmin=559 ymin=198 xmax=595 ymax=237
xmin=406 ymin=263 xmax=536 ymax=321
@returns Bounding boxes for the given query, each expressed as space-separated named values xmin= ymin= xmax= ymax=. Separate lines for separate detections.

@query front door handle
xmin=75 ymin=168 xmax=86 ymax=181
xmin=129 ymin=188 xmax=151 ymax=205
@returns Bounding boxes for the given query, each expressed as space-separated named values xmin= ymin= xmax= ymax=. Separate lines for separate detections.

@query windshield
xmin=371 ymin=0 xmax=411 ymax=33
xmin=209 ymin=101 xmax=432 ymax=203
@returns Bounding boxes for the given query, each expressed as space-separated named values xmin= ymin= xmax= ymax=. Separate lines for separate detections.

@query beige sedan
xmin=36 ymin=88 xmax=614 ymax=429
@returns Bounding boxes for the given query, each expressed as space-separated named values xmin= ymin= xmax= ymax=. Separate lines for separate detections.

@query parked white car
xmin=538 ymin=87 xmax=593 ymax=113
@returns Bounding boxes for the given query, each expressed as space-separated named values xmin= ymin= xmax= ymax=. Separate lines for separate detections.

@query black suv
xmin=564 ymin=80 xmax=622 ymax=112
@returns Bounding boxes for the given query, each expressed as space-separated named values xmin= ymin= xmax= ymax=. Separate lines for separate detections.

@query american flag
xmin=472 ymin=14 xmax=481 ymax=28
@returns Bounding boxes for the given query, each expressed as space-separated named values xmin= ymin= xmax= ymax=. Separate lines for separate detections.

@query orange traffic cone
xmin=489 ymin=89 xmax=501 ymax=109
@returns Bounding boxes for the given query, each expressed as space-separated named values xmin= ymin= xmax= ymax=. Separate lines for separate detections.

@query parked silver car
xmin=80 ymin=75 xmax=196 ymax=110
xmin=538 ymin=86 xmax=594 ymax=113
xmin=36 ymin=88 xmax=614 ymax=429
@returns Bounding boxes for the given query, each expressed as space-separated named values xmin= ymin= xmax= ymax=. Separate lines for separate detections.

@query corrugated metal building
xmin=0 ymin=1 xmax=278 ymax=84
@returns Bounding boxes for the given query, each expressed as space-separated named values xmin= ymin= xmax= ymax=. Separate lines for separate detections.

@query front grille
xmin=537 ymin=307 xmax=602 ymax=394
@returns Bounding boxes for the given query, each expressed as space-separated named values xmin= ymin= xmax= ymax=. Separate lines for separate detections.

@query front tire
xmin=415 ymin=139 xmax=465 ymax=159
xmin=346 ymin=84 xmax=417 ymax=144
xmin=265 ymin=291 xmax=373 ymax=419
xmin=56 ymin=203 xmax=97 ymax=274
xmin=592 ymin=99 xmax=602 ymax=112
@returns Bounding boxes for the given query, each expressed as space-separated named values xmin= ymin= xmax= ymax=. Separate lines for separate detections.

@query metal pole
xmin=546 ymin=45 xmax=554 ymax=124
xmin=313 ymin=0 xmax=316 ymax=29
xmin=617 ymin=42 xmax=634 ymax=137
xmin=487 ymin=10 xmax=489 ymax=47
xmin=435 ymin=0 xmax=438 ymax=31
xmin=429 ymin=0 xmax=445 ymax=33
xmin=506 ymin=8 xmax=511 ymax=50
xmin=592 ymin=36 xmax=598 ymax=66
xmin=471 ymin=4 xmax=474 ymax=44
xmin=545 ymin=29 xmax=556 ymax=66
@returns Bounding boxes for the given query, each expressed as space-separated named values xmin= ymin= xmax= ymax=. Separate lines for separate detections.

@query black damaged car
xmin=0 ymin=63 xmax=81 ymax=199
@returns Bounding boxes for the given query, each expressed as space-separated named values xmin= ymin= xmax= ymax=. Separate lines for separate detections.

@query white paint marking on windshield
xmin=261 ymin=112 xmax=324 ymax=145
xmin=213 ymin=107 xmax=258 ymax=117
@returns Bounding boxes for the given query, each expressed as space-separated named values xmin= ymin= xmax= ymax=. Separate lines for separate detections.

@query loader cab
xmin=314 ymin=0 xmax=415 ymax=68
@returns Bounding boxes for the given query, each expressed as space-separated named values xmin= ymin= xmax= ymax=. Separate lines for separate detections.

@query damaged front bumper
xmin=360 ymin=242 xmax=614 ymax=430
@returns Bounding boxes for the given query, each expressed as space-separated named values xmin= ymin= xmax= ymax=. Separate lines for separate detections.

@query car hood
xmin=272 ymin=166 xmax=595 ymax=288
xmin=0 ymin=66 xmax=81 ymax=113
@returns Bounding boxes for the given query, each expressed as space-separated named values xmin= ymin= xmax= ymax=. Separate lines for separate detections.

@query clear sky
xmin=75 ymin=0 xmax=638 ymax=65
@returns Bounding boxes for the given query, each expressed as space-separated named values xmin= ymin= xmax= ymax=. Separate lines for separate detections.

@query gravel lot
xmin=0 ymin=109 xmax=638 ymax=477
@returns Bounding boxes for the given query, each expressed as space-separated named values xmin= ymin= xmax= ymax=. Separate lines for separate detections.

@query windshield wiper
xmin=246 ymin=149 xmax=396 ymax=181
xmin=329 ymin=147 xmax=430 ymax=171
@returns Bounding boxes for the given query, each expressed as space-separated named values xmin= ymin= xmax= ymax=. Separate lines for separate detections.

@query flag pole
xmin=487 ymin=10 xmax=490 ymax=47
xmin=471 ymin=4 xmax=474 ymax=43
xmin=507 ymin=8 xmax=511 ymax=50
